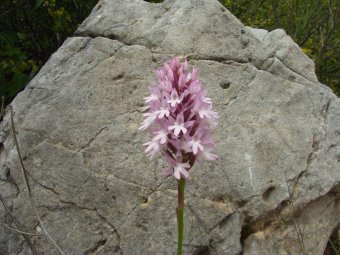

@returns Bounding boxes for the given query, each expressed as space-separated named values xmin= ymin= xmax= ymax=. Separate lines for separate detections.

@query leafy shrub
xmin=0 ymin=0 xmax=98 ymax=105
xmin=220 ymin=0 xmax=339 ymax=96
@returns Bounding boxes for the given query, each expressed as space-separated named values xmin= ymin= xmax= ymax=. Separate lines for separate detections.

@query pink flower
xmin=156 ymin=107 xmax=170 ymax=119
xmin=168 ymin=112 xmax=193 ymax=137
xmin=139 ymin=112 xmax=158 ymax=130
xmin=187 ymin=139 xmax=204 ymax=155
xmin=143 ymin=140 xmax=160 ymax=159
xmin=167 ymin=90 xmax=182 ymax=108
xmin=162 ymin=154 xmax=190 ymax=179
xmin=153 ymin=129 xmax=168 ymax=144
xmin=140 ymin=57 xmax=218 ymax=180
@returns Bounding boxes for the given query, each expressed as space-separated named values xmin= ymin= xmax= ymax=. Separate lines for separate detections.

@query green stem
xmin=177 ymin=178 xmax=186 ymax=255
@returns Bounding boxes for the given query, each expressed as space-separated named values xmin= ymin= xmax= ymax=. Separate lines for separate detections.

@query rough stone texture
xmin=0 ymin=0 xmax=339 ymax=254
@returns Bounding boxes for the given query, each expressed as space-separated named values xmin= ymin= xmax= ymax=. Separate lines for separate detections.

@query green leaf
xmin=0 ymin=32 xmax=17 ymax=46
xmin=35 ymin=0 xmax=45 ymax=9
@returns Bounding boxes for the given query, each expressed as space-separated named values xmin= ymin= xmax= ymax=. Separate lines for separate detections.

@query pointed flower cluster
xmin=139 ymin=57 xmax=218 ymax=180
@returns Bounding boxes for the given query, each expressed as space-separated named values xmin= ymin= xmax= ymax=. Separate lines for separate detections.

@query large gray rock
xmin=0 ymin=0 xmax=339 ymax=254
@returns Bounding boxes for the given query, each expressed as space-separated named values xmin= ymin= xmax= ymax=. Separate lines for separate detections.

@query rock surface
xmin=0 ymin=0 xmax=339 ymax=254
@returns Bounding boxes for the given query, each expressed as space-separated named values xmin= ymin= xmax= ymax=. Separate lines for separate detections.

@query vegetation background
xmin=0 ymin=0 xmax=97 ymax=105
xmin=222 ymin=0 xmax=339 ymax=97
xmin=0 ymin=0 xmax=339 ymax=106
xmin=0 ymin=0 xmax=339 ymax=254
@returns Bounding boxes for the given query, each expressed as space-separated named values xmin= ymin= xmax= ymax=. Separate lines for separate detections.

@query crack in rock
xmin=84 ymin=239 xmax=108 ymax=255
xmin=77 ymin=125 xmax=109 ymax=153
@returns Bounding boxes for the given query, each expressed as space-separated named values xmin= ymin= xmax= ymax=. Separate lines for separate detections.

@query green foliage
xmin=0 ymin=0 xmax=338 ymax=105
xmin=0 ymin=0 xmax=98 ymax=105
xmin=0 ymin=31 xmax=37 ymax=101
xmin=325 ymin=226 xmax=340 ymax=255
xmin=220 ymin=0 xmax=340 ymax=96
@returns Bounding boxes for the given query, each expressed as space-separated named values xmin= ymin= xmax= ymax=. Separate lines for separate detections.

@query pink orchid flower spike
xmin=140 ymin=57 xmax=218 ymax=179
xmin=139 ymin=57 xmax=219 ymax=255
